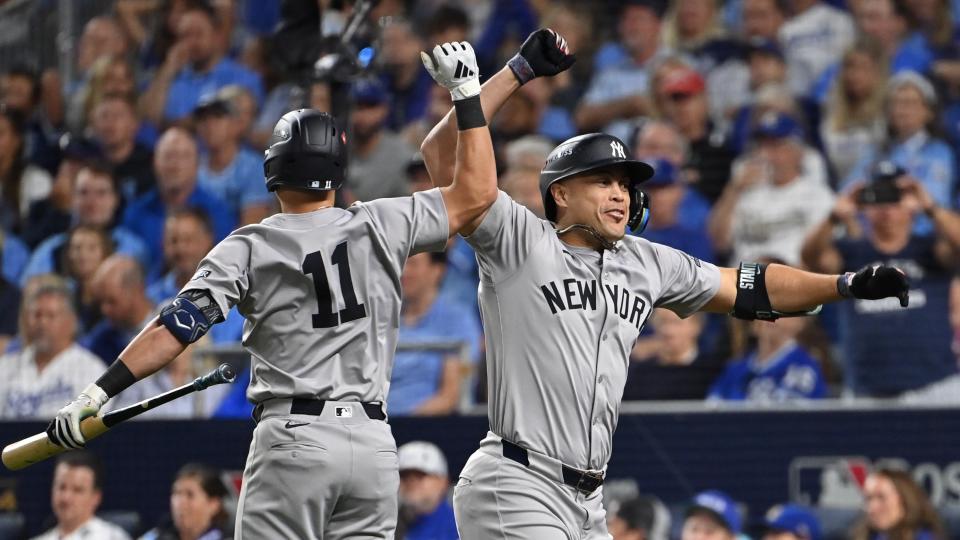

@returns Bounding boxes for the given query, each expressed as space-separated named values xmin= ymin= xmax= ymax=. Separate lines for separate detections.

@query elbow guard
xmin=159 ymin=289 xmax=224 ymax=344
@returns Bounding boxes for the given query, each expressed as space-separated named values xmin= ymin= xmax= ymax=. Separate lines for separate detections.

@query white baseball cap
xmin=398 ymin=441 xmax=448 ymax=477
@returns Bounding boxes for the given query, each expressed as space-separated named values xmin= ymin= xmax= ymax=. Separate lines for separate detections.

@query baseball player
xmin=46 ymin=40 xmax=496 ymax=539
xmin=420 ymin=28 xmax=911 ymax=539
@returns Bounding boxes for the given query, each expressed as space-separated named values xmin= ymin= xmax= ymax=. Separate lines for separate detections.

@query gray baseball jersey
xmin=183 ymin=188 xmax=449 ymax=405
xmin=466 ymin=191 xmax=721 ymax=471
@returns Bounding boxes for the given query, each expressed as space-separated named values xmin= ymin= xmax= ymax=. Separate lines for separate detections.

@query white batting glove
xmin=420 ymin=41 xmax=481 ymax=101
xmin=46 ymin=384 xmax=109 ymax=449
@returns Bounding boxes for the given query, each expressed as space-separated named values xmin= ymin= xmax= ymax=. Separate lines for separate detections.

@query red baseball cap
xmin=661 ymin=68 xmax=705 ymax=96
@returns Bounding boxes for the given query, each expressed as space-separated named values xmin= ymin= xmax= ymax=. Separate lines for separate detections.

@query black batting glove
xmin=837 ymin=264 xmax=910 ymax=307
xmin=507 ymin=28 xmax=576 ymax=85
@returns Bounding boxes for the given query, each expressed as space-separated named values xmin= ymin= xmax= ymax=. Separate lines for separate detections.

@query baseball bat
xmin=2 ymin=363 xmax=237 ymax=471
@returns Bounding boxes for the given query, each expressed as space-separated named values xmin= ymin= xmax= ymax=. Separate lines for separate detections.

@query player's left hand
xmin=421 ymin=41 xmax=480 ymax=101
xmin=508 ymin=28 xmax=576 ymax=85
xmin=45 ymin=384 xmax=109 ymax=449
xmin=841 ymin=264 xmax=910 ymax=307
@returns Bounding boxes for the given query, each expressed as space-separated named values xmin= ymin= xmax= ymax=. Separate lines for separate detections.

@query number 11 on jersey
xmin=302 ymin=241 xmax=367 ymax=328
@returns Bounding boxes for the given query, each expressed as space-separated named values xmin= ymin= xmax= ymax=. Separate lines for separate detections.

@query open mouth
xmin=603 ymin=209 xmax=625 ymax=223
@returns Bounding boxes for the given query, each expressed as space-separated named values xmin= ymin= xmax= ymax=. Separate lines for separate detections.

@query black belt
xmin=253 ymin=399 xmax=386 ymax=423
xmin=501 ymin=440 xmax=604 ymax=495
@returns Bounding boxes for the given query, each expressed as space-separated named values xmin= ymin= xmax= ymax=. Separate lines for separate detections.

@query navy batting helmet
xmin=540 ymin=133 xmax=655 ymax=232
xmin=264 ymin=109 xmax=347 ymax=192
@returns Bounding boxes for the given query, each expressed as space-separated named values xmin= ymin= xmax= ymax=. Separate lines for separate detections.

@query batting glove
xmin=508 ymin=28 xmax=576 ymax=85
xmin=837 ymin=264 xmax=910 ymax=307
xmin=421 ymin=41 xmax=480 ymax=101
xmin=46 ymin=383 xmax=109 ymax=449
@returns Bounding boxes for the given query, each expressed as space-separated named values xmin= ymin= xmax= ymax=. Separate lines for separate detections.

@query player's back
xmin=187 ymin=190 xmax=449 ymax=406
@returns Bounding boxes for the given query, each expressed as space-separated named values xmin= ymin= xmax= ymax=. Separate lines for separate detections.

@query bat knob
xmin=194 ymin=363 xmax=237 ymax=390
xmin=219 ymin=363 xmax=237 ymax=383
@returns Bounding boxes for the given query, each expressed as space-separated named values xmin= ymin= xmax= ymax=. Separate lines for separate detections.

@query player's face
xmin=554 ymin=170 xmax=631 ymax=242
xmin=171 ymin=476 xmax=221 ymax=537
xmin=864 ymin=474 xmax=905 ymax=530
xmin=681 ymin=514 xmax=734 ymax=540
xmin=74 ymin=170 xmax=118 ymax=227
xmin=51 ymin=464 xmax=101 ymax=529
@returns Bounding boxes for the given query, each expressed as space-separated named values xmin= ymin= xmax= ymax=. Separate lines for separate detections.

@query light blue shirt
xmin=2 ymin=233 xmax=28 ymax=285
xmin=20 ymin=227 xmax=151 ymax=287
xmin=198 ymin=148 xmax=273 ymax=223
xmin=582 ymin=55 xmax=655 ymax=143
xmin=163 ymin=58 xmax=264 ymax=122
xmin=388 ymin=297 xmax=482 ymax=415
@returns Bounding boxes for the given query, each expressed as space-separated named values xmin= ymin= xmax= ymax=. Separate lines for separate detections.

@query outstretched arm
xmin=421 ymin=29 xmax=575 ymax=190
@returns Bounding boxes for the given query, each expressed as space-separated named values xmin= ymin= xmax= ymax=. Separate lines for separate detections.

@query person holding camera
xmin=801 ymin=161 xmax=960 ymax=397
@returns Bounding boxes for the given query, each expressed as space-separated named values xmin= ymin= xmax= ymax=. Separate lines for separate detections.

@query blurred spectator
xmin=682 ymin=490 xmax=742 ymax=540
xmin=396 ymin=441 xmax=458 ymax=540
xmin=851 ymin=468 xmax=946 ymax=540
xmin=345 ymin=78 xmax=415 ymax=203
xmin=624 ymin=309 xmax=723 ymax=400
xmin=114 ymin=0 xmax=191 ymax=70
xmin=1 ymin=64 xmax=61 ymax=174
xmin=779 ymin=0 xmax=855 ymax=97
xmin=402 ymin=84 xmax=453 ymax=150
xmin=379 ymin=17 xmax=432 ymax=131
xmin=82 ymin=255 xmax=154 ymax=364
xmin=216 ymin=84 xmax=258 ymax=148
xmin=406 ymin=152 xmax=433 ymax=194
xmin=802 ymin=164 xmax=960 ymax=396
xmin=31 ymin=451 xmax=130 ymax=540
xmin=490 ymin=82 xmax=548 ymax=151
xmin=819 ymin=40 xmax=889 ymax=182
xmin=424 ymin=4 xmax=471 ymax=45
xmin=141 ymin=463 xmax=233 ymax=540
xmin=609 ymin=495 xmax=671 ymax=540
xmin=0 ymin=244 xmax=20 ymax=352
xmin=1 ymin=227 xmax=29 ymax=286
xmin=122 ymin=127 xmax=235 ymax=277
xmin=147 ymin=207 xmax=243 ymax=345
xmin=662 ymin=0 xmax=727 ymax=53
xmin=575 ymin=0 xmax=664 ymax=142
xmin=635 ymin=159 xmax=714 ymax=262
xmin=709 ymin=112 xmax=834 ymax=265
xmin=657 ymin=66 xmax=736 ymax=203
xmin=500 ymin=135 xmax=553 ymax=217
xmin=842 ymin=71 xmax=957 ymax=235
xmin=0 ymin=283 xmax=105 ymax=418
xmin=62 ymin=224 xmax=115 ymax=331
xmin=536 ymin=3 xmax=596 ymax=141
xmin=708 ymin=316 xmax=827 ymax=401
xmin=761 ymin=503 xmax=822 ymax=540
xmin=389 ymin=252 xmax=481 ymax=416
xmin=141 ymin=2 xmax=263 ymax=126
xmin=0 ymin=104 xmax=52 ymax=234
xmin=66 ymin=56 xmax=138 ymax=138
xmin=23 ymin=164 xmax=150 ymax=286
xmin=90 ymin=93 xmax=157 ymax=203
xmin=901 ymin=0 xmax=956 ymax=59
xmin=741 ymin=0 xmax=787 ymax=41
xmin=239 ymin=36 xmax=297 ymax=151
xmin=194 ymin=93 xmax=272 ymax=225
xmin=73 ymin=16 xmax=129 ymax=87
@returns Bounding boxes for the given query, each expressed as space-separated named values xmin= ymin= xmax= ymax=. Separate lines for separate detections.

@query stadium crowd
xmin=1 ymin=0 xmax=960 ymax=423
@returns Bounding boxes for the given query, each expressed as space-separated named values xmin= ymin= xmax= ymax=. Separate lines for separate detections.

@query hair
xmin=661 ymin=0 xmax=725 ymax=51
xmin=23 ymin=282 xmax=78 ymax=326
xmin=61 ymin=224 xmax=116 ymax=279
xmin=884 ymin=70 xmax=942 ymax=140
xmin=0 ymin=104 xmax=28 ymax=225
xmin=78 ymin=160 xmax=119 ymax=189
xmin=80 ymin=56 xmax=135 ymax=129
xmin=904 ymin=0 xmax=953 ymax=46
xmin=56 ymin=450 xmax=105 ymax=491
xmin=182 ymin=0 xmax=220 ymax=28
xmin=426 ymin=5 xmax=470 ymax=38
xmin=174 ymin=463 xmax=230 ymax=529
xmin=851 ymin=468 xmax=946 ymax=540
xmin=826 ymin=39 xmax=889 ymax=132
xmin=3 ymin=63 xmax=41 ymax=105
xmin=167 ymin=206 xmax=214 ymax=239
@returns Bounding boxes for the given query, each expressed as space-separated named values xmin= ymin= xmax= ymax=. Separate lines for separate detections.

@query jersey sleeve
xmin=179 ymin=233 xmax=253 ymax=317
xmin=464 ymin=190 xmax=549 ymax=282
xmin=651 ymin=242 xmax=722 ymax=317
xmin=360 ymin=188 xmax=450 ymax=258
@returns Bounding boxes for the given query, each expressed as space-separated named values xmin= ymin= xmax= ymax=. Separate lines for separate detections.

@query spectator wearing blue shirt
xmin=146 ymin=208 xmax=243 ymax=346
xmin=1 ymin=231 xmax=28 ymax=286
xmin=22 ymin=164 xmax=150 ymax=286
xmin=141 ymin=3 xmax=263 ymax=127
xmin=389 ymin=252 xmax=482 ymax=416
xmin=90 ymin=93 xmax=156 ymax=205
xmin=378 ymin=18 xmax=433 ymax=131
xmin=397 ymin=441 xmax=459 ymax=540
xmin=122 ymin=127 xmax=235 ymax=279
xmin=633 ymin=159 xmax=714 ymax=262
xmin=194 ymin=93 xmax=273 ymax=225
xmin=81 ymin=255 xmax=155 ymax=364
xmin=709 ymin=316 xmax=827 ymax=402
xmin=802 ymin=165 xmax=960 ymax=396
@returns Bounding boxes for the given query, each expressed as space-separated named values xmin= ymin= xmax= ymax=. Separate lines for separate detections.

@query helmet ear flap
xmin=627 ymin=187 xmax=650 ymax=234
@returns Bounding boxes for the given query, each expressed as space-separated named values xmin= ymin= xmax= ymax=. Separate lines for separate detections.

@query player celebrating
xmin=46 ymin=41 xmax=496 ymax=539
xmin=421 ymin=29 xmax=910 ymax=539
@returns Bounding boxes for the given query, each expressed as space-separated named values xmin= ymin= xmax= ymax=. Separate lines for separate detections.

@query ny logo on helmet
xmin=610 ymin=141 xmax=626 ymax=159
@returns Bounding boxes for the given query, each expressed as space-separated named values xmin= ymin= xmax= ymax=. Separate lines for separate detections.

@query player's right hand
xmin=421 ymin=41 xmax=481 ymax=101
xmin=46 ymin=384 xmax=109 ymax=449
xmin=508 ymin=28 xmax=576 ymax=85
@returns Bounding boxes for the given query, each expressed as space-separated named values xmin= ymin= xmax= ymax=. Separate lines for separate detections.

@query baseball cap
xmin=398 ymin=441 xmax=448 ymax=477
xmin=686 ymin=490 xmax=741 ymax=534
xmin=763 ymin=504 xmax=822 ymax=540
xmin=193 ymin=94 xmax=236 ymax=119
xmin=745 ymin=37 xmax=784 ymax=61
xmin=751 ymin=111 xmax=802 ymax=140
xmin=661 ymin=67 xmax=705 ymax=97
xmin=351 ymin=77 xmax=388 ymax=106
xmin=645 ymin=158 xmax=680 ymax=187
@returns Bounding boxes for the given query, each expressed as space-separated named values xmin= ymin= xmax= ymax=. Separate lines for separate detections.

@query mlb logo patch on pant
xmin=336 ymin=406 xmax=353 ymax=418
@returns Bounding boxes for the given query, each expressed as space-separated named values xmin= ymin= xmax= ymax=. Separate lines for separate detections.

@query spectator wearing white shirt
xmin=779 ymin=0 xmax=855 ymax=97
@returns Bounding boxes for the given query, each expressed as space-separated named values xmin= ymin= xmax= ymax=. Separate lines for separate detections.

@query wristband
xmin=95 ymin=359 xmax=136 ymax=398
xmin=836 ymin=272 xmax=855 ymax=298
xmin=454 ymin=95 xmax=486 ymax=130
xmin=507 ymin=54 xmax=535 ymax=85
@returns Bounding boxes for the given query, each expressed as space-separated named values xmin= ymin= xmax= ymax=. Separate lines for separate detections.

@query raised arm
xmin=421 ymin=29 xmax=575 ymax=190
